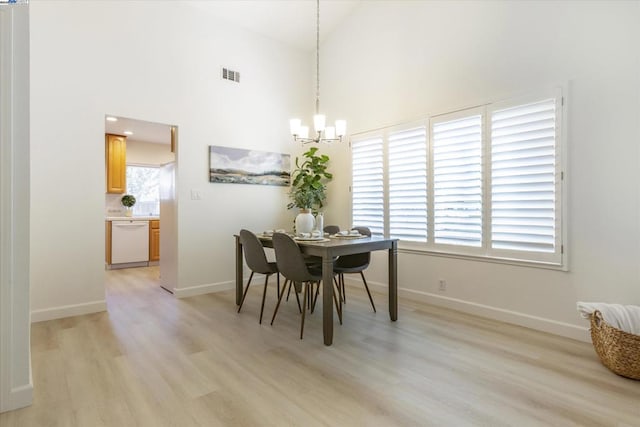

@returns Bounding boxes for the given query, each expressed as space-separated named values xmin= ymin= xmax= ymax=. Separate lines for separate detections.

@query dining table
xmin=235 ymin=232 xmax=398 ymax=346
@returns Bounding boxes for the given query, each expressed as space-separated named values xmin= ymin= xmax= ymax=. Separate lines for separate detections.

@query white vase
xmin=295 ymin=209 xmax=315 ymax=234
xmin=124 ymin=207 xmax=133 ymax=217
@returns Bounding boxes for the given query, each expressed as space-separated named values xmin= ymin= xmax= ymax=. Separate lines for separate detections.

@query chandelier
xmin=290 ymin=0 xmax=346 ymax=144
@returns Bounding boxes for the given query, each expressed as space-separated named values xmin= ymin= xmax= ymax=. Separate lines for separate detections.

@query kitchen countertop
xmin=106 ymin=216 xmax=160 ymax=221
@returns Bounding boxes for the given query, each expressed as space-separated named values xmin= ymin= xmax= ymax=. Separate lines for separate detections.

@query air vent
xmin=222 ymin=67 xmax=240 ymax=83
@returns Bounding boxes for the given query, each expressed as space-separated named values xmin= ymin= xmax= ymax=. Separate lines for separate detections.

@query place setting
xmin=258 ymin=229 xmax=286 ymax=239
xmin=330 ymin=229 xmax=368 ymax=239
xmin=294 ymin=230 xmax=330 ymax=242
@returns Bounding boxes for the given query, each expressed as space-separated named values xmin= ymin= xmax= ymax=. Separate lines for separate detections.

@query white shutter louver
xmin=388 ymin=127 xmax=427 ymax=242
xmin=432 ymin=114 xmax=483 ymax=247
xmin=490 ymin=98 xmax=557 ymax=253
xmin=351 ymin=136 xmax=384 ymax=235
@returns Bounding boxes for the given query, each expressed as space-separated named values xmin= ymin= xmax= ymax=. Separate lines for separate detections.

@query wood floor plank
xmin=1 ymin=266 xmax=638 ymax=426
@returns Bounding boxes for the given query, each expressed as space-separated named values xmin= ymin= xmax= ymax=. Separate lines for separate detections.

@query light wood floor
xmin=2 ymin=267 xmax=639 ymax=426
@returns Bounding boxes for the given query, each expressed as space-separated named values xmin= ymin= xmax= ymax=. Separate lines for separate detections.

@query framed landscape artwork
xmin=209 ymin=146 xmax=291 ymax=186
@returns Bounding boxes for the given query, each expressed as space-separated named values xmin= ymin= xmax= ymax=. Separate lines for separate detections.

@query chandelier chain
xmin=315 ymin=0 xmax=320 ymax=115
xmin=289 ymin=0 xmax=345 ymax=144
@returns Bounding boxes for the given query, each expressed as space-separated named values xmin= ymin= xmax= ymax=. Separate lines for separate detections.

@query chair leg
xmin=270 ymin=277 xmax=289 ymax=325
xmin=300 ymin=282 xmax=308 ymax=339
xmin=237 ymin=271 xmax=254 ymax=313
xmin=332 ymin=282 xmax=343 ymax=325
xmin=341 ymin=274 xmax=346 ymax=304
xmin=333 ymin=277 xmax=342 ymax=309
xmin=311 ymin=281 xmax=321 ymax=313
xmin=292 ymin=281 xmax=302 ymax=313
xmin=259 ymin=273 xmax=270 ymax=324
xmin=276 ymin=273 xmax=280 ymax=296
xmin=360 ymin=271 xmax=376 ymax=313
xmin=286 ymin=279 xmax=292 ymax=301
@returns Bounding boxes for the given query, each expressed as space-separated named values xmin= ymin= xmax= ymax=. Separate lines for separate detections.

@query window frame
xmin=428 ymin=106 xmax=485 ymax=256
xmin=386 ymin=121 xmax=429 ymax=243
xmin=486 ymin=88 xmax=564 ymax=266
xmin=350 ymin=87 xmax=567 ymax=270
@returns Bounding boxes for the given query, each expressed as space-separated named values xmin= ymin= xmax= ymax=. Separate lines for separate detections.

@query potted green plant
xmin=287 ymin=147 xmax=332 ymax=233
xmin=121 ymin=194 xmax=136 ymax=217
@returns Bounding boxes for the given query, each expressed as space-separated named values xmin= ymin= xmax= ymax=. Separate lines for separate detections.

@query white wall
xmin=320 ymin=0 xmax=640 ymax=340
xmin=29 ymin=0 xmax=639 ymax=340
xmin=0 ymin=4 xmax=32 ymax=412
xmin=30 ymin=1 xmax=311 ymax=318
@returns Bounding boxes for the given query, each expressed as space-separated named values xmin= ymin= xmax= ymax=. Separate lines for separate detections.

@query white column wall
xmin=319 ymin=0 xmax=640 ymax=340
xmin=0 ymin=3 xmax=32 ymax=413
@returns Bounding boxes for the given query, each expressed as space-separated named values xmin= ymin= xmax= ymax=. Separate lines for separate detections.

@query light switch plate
xmin=190 ymin=189 xmax=202 ymax=200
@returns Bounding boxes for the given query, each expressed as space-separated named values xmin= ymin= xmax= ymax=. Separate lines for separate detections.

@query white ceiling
xmin=104 ymin=1 xmax=361 ymax=140
xmin=189 ymin=0 xmax=362 ymax=51
xmin=105 ymin=116 xmax=172 ymax=144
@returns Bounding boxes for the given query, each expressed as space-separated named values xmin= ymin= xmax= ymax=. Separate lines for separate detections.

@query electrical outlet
xmin=438 ymin=279 xmax=447 ymax=291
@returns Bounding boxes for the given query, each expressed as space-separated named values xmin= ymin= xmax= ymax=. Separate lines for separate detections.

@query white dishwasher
xmin=111 ymin=220 xmax=149 ymax=264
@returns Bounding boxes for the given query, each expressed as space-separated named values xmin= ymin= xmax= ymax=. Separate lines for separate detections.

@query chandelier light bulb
xmin=299 ymin=126 xmax=310 ymax=139
xmin=313 ymin=114 xmax=326 ymax=133
xmin=290 ymin=118 xmax=301 ymax=135
xmin=325 ymin=126 xmax=336 ymax=140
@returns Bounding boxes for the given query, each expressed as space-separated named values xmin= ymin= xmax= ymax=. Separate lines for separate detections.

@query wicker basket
xmin=590 ymin=310 xmax=640 ymax=380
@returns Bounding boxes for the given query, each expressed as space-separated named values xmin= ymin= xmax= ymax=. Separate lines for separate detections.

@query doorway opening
xmin=104 ymin=115 xmax=178 ymax=294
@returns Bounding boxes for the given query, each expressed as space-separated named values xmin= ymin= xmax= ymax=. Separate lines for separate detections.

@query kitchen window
xmin=126 ymin=165 xmax=160 ymax=216
xmin=350 ymin=88 xmax=565 ymax=267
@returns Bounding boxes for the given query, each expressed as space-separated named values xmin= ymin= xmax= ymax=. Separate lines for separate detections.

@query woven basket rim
xmin=590 ymin=310 xmax=640 ymax=340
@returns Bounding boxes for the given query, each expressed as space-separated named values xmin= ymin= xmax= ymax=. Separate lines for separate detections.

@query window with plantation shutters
xmin=432 ymin=113 xmax=483 ymax=247
xmin=490 ymin=98 xmax=559 ymax=260
xmin=351 ymin=135 xmax=384 ymax=235
xmin=388 ymin=126 xmax=427 ymax=242
xmin=350 ymin=88 xmax=564 ymax=267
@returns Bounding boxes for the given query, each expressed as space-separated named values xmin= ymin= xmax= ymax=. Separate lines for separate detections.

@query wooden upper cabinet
xmin=105 ymin=134 xmax=126 ymax=193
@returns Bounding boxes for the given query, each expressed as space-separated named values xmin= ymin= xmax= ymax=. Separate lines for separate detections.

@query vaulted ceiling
xmin=189 ymin=0 xmax=362 ymax=51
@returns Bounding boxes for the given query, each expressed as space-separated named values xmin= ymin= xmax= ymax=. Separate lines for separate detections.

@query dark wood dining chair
xmin=238 ymin=229 xmax=280 ymax=324
xmin=270 ymin=233 xmax=342 ymax=339
xmin=333 ymin=226 xmax=376 ymax=312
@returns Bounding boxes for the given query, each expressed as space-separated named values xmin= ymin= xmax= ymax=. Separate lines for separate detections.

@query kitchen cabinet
xmin=105 ymin=221 xmax=112 ymax=264
xmin=149 ymin=220 xmax=160 ymax=262
xmin=105 ymin=134 xmax=126 ymax=193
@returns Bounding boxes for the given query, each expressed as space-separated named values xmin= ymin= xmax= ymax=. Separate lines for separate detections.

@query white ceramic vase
xmin=295 ymin=209 xmax=315 ymax=234
xmin=315 ymin=212 xmax=324 ymax=232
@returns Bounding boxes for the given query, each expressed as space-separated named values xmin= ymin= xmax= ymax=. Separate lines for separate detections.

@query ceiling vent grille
xmin=222 ymin=67 xmax=240 ymax=83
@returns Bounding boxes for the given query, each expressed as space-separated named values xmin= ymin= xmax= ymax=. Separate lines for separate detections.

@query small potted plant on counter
xmin=121 ymin=194 xmax=136 ymax=217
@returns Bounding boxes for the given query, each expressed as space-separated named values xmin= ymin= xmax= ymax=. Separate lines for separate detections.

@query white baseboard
xmin=0 ymin=383 xmax=33 ymax=413
xmin=173 ymin=280 xmax=236 ymax=298
xmin=343 ymin=277 xmax=590 ymax=342
xmin=30 ymin=300 xmax=107 ymax=323
xmin=173 ymin=272 xmax=277 ymax=299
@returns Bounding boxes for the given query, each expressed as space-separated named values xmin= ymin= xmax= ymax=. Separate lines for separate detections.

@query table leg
xmin=235 ymin=235 xmax=243 ymax=305
xmin=322 ymin=254 xmax=334 ymax=345
xmin=389 ymin=240 xmax=398 ymax=321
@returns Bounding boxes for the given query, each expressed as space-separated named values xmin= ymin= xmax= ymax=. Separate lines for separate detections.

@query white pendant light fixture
xmin=290 ymin=0 xmax=346 ymax=144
